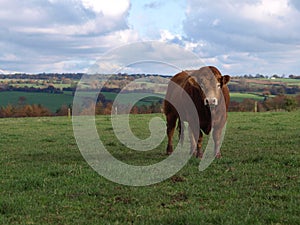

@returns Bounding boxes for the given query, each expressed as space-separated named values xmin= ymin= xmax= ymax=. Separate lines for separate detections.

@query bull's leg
xmin=188 ymin=125 xmax=197 ymax=155
xmin=213 ymin=127 xmax=223 ymax=158
xmin=166 ymin=113 xmax=177 ymax=155
xmin=196 ymin=131 xmax=204 ymax=158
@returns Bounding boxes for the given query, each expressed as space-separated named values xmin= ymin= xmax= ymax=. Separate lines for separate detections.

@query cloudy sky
xmin=1 ymin=0 xmax=300 ymax=76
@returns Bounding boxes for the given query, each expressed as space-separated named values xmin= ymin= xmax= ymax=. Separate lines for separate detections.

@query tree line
xmin=0 ymin=102 xmax=163 ymax=118
xmin=228 ymin=82 xmax=300 ymax=95
xmin=229 ymin=94 xmax=300 ymax=112
xmin=0 ymin=85 xmax=63 ymax=94
xmin=0 ymin=73 xmax=84 ymax=80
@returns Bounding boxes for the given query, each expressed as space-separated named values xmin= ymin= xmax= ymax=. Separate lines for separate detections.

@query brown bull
xmin=164 ymin=66 xmax=230 ymax=158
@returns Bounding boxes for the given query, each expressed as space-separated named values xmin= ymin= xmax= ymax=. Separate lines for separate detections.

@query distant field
xmin=0 ymin=90 xmax=277 ymax=113
xmin=230 ymin=93 xmax=265 ymax=102
xmin=0 ymin=91 xmax=164 ymax=112
xmin=231 ymin=78 xmax=300 ymax=86
xmin=258 ymin=78 xmax=300 ymax=86
xmin=0 ymin=91 xmax=74 ymax=112
xmin=0 ymin=112 xmax=299 ymax=224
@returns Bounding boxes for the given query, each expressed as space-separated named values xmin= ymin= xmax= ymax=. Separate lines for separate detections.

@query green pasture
xmin=66 ymin=91 xmax=163 ymax=107
xmin=258 ymin=78 xmax=300 ymax=86
xmin=0 ymin=91 xmax=164 ymax=113
xmin=0 ymin=91 xmax=74 ymax=112
xmin=0 ymin=112 xmax=299 ymax=224
xmin=101 ymin=92 xmax=164 ymax=106
xmin=229 ymin=93 xmax=265 ymax=102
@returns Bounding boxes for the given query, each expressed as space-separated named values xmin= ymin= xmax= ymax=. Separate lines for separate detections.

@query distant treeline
xmin=0 ymin=73 xmax=84 ymax=80
xmin=234 ymin=74 xmax=300 ymax=79
xmin=0 ymin=102 xmax=162 ymax=118
xmin=75 ymin=87 xmax=155 ymax=94
xmin=0 ymin=104 xmax=53 ymax=118
xmin=0 ymin=84 xmax=156 ymax=95
xmin=0 ymin=85 xmax=63 ymax=94
xmin=228 ymin=83 xmax=300 ymax=95
xmin=0 ymin=72 xmax=166 ymax=80
xmin=2 ymin=72 xmax=300 ymax=80
xmin=229 ymin=94 xmax=300 ymax=112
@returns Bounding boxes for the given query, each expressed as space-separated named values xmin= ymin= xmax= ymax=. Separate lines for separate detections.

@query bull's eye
xmin=217 ymin=83 xmax=221 ymax=88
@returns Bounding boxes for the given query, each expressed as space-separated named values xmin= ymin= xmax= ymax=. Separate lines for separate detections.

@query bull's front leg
xmin=166 ymin=114 xmax=177 ymax=155
xmin=196 ymin=131 xmax=204 ymax=158
xmin=212 ymin=126 xmax=223 ymax=158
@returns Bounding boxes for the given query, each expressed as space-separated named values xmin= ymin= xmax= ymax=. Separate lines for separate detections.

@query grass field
xmin=258 ymin=78 xmax=300 ymax=86
xmin=229 ymin=93 xmax=264 ymax=102
xmin=0 ymin=111 xmax=299 ymax=224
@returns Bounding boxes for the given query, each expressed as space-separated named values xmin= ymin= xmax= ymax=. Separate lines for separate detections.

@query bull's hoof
xmin=166 ymin=151 xmax=173 ymax=155
xmin=167 ymin=145 xmax=173 ymax=155
xmin=215 ymin=152 xmax=222 ymax=159
xmin=197 ymin=152 xmax=203 ymax=159
xmin=193 ymin=151 xmax=203 ymax=159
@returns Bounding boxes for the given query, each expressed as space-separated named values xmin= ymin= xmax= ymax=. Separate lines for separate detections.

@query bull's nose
xmin=204 ymin=98 xmax=218 ymax=106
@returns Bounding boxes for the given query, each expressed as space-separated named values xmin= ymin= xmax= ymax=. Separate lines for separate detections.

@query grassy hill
xmin=1 ymin=112 xmax=299 ymax=224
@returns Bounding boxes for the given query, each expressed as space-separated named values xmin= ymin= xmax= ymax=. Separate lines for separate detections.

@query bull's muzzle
xmin=204 ymin=97 xmax=218 ymax=106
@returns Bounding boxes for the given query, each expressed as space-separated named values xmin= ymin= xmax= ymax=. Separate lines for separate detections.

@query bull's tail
xmin=178 ymin=118 xmax=185 ymax=145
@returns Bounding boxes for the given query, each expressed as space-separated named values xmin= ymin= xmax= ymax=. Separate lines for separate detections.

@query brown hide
xmin=164 ymin=71 xmax=212 ymax=135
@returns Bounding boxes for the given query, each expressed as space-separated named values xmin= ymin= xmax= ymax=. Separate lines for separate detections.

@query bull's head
xmin=191 ymin=66 xmax=230 ymax=108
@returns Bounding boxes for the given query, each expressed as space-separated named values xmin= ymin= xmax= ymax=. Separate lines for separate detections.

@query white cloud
xmin=289 ymin=0 xmax=300 ymax=11
xmin=90 ymin=41 xmax=205 ymax=75
xmin=182 ymin=0 xmax=300 ymax=75
xmin=81 ymin=0 xmax=130 ymax=16
xmin=184 ymin=0 xmax=300 ymax=47
xmin=212 ymin=19 xmax=220 ymax=27
xmin=0 ymin=0 xmax=138 ymax=73
xmin=159 ymin=30 xmax=183 ymax=43
xmin=0 ymin=53 xmax=18 ymax=62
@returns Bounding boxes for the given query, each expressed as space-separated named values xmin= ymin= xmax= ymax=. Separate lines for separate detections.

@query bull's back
xmin=170 ymin=71 xmax=190 ymax=86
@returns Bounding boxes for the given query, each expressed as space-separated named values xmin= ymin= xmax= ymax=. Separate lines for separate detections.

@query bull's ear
xmin=222 ymin=75 xmax=230 ymax=85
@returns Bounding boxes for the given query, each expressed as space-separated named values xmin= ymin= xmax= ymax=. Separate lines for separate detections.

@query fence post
xmin=254 ymin=101 xmax=258 ymax=113
xmin=68 ymin=108 xmax=71 ymax=118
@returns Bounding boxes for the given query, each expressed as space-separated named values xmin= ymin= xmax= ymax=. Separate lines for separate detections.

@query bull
xmin=164 ymin=66 xmax=230 ymax=158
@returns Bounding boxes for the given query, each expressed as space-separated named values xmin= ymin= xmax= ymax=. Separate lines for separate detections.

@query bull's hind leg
xmin=166 ymin=113 xmax=177 ymax=155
